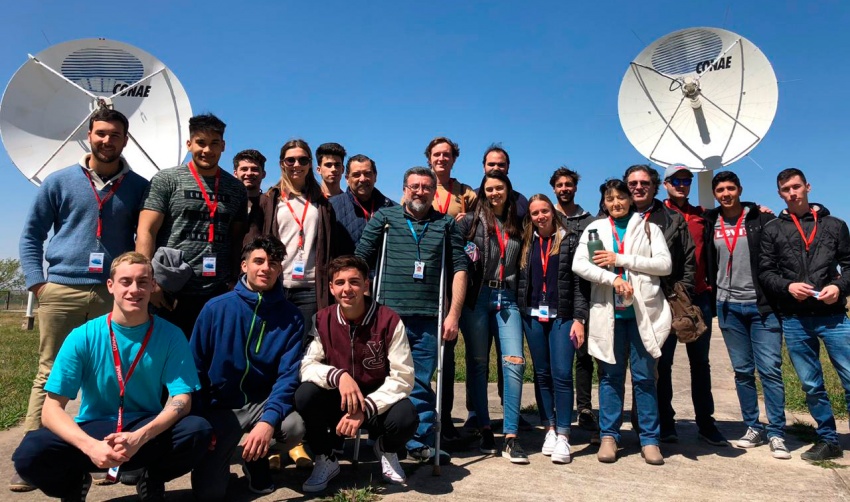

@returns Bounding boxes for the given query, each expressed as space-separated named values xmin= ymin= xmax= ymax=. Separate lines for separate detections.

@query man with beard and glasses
xmin=356 ymin=167 xmax=467 ymax=463
xmin=329 ymin=154 xmax=396 ymax=256
xmin=13 ymin=108 xmax=149 ymax=492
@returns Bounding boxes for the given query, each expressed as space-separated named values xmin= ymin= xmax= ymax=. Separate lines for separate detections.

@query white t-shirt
xmin=276 ymin=194 xmax=319 ymax=288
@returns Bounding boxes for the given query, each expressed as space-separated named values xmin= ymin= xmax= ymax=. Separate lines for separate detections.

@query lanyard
xmin=284 ymin=195 xmax=311 ymax=249
xmin=82 ymin=169 xmax=125 ymax=240
xmin=108 ymin=313 xmax=154 ymax=433
xmin=187 ymin=162 xmax=220 ymax=244
xmin=719 ymin=212 xmax=746 ymax=276
xmin=493 ymin=223 xmax=510 ymax=281
xmin=406 ymin=219 xmax=430 ymax=261
xmin=538 ymin=235 xmax=553 ymax=295
xmin=435 ymin=180 xmax=454 ymax=215
xmin=664 ymin=199 xmax=691 ymax=223
xmin=351 ymin=195 xmax=374 ymax=222
xmin=790 ymin=209 xmax=818 ymax=252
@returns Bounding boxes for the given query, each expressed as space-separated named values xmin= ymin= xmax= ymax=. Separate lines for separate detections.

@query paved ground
xmin=2 ymin=322 xmax=850 ymax=501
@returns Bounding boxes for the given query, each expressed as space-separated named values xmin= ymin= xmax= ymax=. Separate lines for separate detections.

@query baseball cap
xmin=664 ymin=163 xmax=693 ymax=181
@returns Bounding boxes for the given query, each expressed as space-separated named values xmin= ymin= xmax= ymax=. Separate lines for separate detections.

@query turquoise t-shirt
xmin=612 ymin=214 xmax=636 ymax=319
xmin=45 ymin=314 xmax=200 ymax=423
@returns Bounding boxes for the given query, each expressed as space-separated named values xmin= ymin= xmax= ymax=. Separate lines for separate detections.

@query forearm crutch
xmin=373 ymin=223 xmax=390 ymax=302
xmin=432 ymin=230 xmax=448 ymax=476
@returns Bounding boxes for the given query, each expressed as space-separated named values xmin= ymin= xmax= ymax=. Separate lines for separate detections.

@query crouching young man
xmin=12 ymin=252 xmax=212 ymax=501
xmin=190 ymin=236 xmax=306 ymax=499
xmin=296 ymin=256 xmax=418 ymax=492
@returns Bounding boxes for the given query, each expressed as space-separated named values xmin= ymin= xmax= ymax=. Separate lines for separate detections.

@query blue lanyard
xmin=406 ymin=219 xmax=430 ymax=261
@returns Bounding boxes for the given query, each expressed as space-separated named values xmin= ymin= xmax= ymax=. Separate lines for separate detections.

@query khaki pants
xmin=23 ymin=283 xmax=111 ymax=431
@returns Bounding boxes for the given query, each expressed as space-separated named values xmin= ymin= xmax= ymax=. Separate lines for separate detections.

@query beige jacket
xmin=572 ymin=213 xmax=672 ymax=364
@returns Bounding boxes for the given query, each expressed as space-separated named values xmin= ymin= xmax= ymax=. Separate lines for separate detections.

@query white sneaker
xmin=769 ymin=437 xmax=791 ymax=459
xmin=541 ymin=430 xmax=557 ymax=456
xmin=551 ymin=436 xmax=571 ymax=464
xmin=374 ymin=438 xmax=406 ymax=484
xmin=302 ymin=454 xmax=340 ymax=493
xmin=736 ymin=427 xmax=767 ymax=448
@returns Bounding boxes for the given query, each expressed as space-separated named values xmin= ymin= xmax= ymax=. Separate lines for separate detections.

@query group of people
xmin=7 ymin=107 xmax=850 ymax=501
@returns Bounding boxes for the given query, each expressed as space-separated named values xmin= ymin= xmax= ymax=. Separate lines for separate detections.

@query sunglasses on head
xmin=669 ymin=177 xmax=693 ymax=187
xmin=282 ymin=156 xmax=310 ymax=167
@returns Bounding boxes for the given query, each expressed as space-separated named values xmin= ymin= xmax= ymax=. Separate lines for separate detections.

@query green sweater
xmin=356 ymin=205 xmax=468 ymax=316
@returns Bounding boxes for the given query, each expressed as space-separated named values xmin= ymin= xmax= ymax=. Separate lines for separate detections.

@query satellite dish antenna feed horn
xmin=1 ymin=38 xmax=193 ymax=186
xmin=618 ymin=27 xmax=778 ymax=208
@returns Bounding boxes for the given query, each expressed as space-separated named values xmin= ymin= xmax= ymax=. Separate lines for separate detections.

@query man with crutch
xmin=356 ymin=166 xmax=468 ymax=467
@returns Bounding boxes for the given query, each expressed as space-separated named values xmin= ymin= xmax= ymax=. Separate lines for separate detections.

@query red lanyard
xmin=790 ymin=209 xmax=818 ymax=252
xmin=83 ymin=169 xmax=125 ymax=240
xmin=719 ymin=212 xmax=746 ymax=275
xmin=494 ymin=223 xmax=510 ymax=281
xmin=284 ymin=195 xmax=311 ymax=249
xmin=108 ymin=313 xmax=154 ymax=433
xmin=538 ymin=235 xmax=553 ymax=294
xmin=352 ymin=195 xmax=374 ymax=221
xmin=187 ymin=162 xmax=220 ymax=244
xmin=435 ymin=180 xmax=454 ymax=215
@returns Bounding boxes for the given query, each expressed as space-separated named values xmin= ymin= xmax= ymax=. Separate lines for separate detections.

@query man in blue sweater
xmin=190 ymin=235 xmax=305 ymax=499
xmin=13 ymin=108 xmax=149 ymax=492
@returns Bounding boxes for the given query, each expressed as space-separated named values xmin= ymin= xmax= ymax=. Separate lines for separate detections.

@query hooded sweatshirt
xmin=190 ymin=277 xmax=304 ymax=427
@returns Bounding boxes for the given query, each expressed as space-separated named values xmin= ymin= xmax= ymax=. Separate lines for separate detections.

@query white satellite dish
xmin=0 ymin=38 xmax=192 ymax=185
xmin=618 ymin=27 xmax=778 ymax=176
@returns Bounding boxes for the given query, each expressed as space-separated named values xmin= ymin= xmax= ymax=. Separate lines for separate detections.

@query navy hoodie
xmin=190 ymin=277 xmax=304 ymax=428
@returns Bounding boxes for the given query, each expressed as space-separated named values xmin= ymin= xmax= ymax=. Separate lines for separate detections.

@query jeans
xmin=782 ymin=314 xmax=850 ymax=444
xmin=523 ymin=316 xmax=576 ymax=436
xmin=598 ymin=318 xmax=660 ymax=446
xmin=401 ymin=315 xmax=439 ymax=451
xmin=716 ymin=301 xmax=785 ymax=439
xmin=13 ymin=414 xmax=212 ymax=499
xmin=657 ymin=292 xmax=716 ymax=433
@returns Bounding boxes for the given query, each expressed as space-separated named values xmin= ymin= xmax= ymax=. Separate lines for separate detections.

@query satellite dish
xmin=0 ymin=38 xmax=192 ymax=185
xmin=618 ymin=27 xmax=778 ymax=173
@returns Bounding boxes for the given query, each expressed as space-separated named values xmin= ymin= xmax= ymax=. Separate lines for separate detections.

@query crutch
xmin=373 ymin=223 xmax=390 ymax=302
xmin=432 ymin=229 xmax=448 ymax=476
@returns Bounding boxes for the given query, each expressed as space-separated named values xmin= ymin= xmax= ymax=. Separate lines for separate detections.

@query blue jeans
xmin=782 ymin=314 xmax=850 ymax=445
xmin=598 ymin=318 xmax=660 ymax=446
xmin=523 ymin=316 xmax=575 ymax=436
xmin=401 ymin=315 xmax=439 ymax=451
xmin=716 ymin=301 xmax=785 ymax=439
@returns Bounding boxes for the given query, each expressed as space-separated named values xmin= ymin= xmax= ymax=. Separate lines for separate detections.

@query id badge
xmin=413 ymin=260 xmax=425 ymax=280
xmin=615 ymin=293 xmax=626 ymax=311
xmin=292 ymin=260 xmax=306 ymax=280
xmin=106 ymin=466 xmax=120 ymax=483
xmin=202 ymin=256 xmax=217 ymax=277
xmin=88 ymin=252 xmax=105 ymax=273
xmin=538 ymin=301 xmax=550 ymax=322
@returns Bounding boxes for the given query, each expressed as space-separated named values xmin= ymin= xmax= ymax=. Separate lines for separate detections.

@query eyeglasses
xmin=404 ymin=184 xmax=435 ymax=193
xmin=486 ymin=162 xmax=507 ymax=168
xmin=627 ymin=180 xmax=652 ymax=188
xmin=669 ymin=177 xmax=693 ymax=187
xmin=282 ymin=156 xmax=310 ymax=167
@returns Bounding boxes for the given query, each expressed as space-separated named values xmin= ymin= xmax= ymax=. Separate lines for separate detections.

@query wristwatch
xmin=575 ymin=319 xmax=586 ymax=325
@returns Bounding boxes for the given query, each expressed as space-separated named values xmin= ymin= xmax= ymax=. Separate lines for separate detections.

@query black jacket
xmin=458 ymin=212 xmax=522 ymax=309
xmin=329 ymin=188 xmax=396 ymax=256
xmin=557 ymin=205 xmax=594 ymax=236
xmin=759 ymin=203 xmax=850 ymax=317
xmin=517 ymin=229 xmax=590 ymax=322
xmin=704 ymin=202 xmax=776 ymax=316
xmin=643 ymin=199 xmax=696 ymax=295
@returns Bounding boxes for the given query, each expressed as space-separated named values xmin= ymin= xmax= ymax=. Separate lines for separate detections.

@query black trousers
xmin=574 ymin=338 xmax=600 ymax=412
xmin=295 ymin=383 xmax=418 ymax=455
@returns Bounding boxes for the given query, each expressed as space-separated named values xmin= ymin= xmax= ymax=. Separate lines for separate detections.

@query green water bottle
xmin=587 ymin=229 xmax=604 ymax=258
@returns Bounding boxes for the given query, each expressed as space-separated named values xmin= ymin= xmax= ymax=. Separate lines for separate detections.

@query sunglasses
xmin=282 ymin=156 xmax=311 ymax=167
xmin=669 ymin=177 xmax=693 ymax=187
xmin=627 ymin=180 xmax=652 ymax=188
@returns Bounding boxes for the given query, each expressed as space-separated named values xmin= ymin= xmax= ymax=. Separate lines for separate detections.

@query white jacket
xmin=572 ymin=213 xmax=673 ymax=364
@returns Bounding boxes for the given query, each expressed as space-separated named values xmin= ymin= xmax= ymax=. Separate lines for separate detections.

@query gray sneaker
xmin=769 ymin=437 xmax=791 ymax=459
xmin=736 ymin=427 xmax=766 ymax=448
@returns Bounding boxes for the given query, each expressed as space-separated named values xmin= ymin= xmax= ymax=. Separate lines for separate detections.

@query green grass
xmin=781 ymin=343 xmax=847 ymax=420
xmin=320 ymin=485 xmax=383 ymax=502
xmin=451 ymin=334 xmax=534 ymax=383
xmin=0 ymin=312 xmax=38 ymax=430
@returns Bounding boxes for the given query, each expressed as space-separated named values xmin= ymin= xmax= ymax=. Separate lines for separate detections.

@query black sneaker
xmin=60 ymin=472 xmax=91 ymax=502
xmin=119 ymin=468 xmax=142 ymax=485
xmin=501 ymin=437 xmax=530 ymax=464
xmin=480 ymin=429 xmax=497 ymax=454
xmin=441 ymin=419 xmax=462 ymax=443
xmin=242 ymin=458 xmax=274 ymax=494
xmin=518 ymin=416 xmax=534 ymax=431
xmin=135 ymin=469 xmax=165 ymax=502
xmin=463 ymin=414 xmax=480 ymax=432
xmin=698 ymin=427 xmax=729 ymax=447
xmin=801 ymin=441 xmax=843 ymax=462
xmin=578 ymin=409 xmax=599 ymax=431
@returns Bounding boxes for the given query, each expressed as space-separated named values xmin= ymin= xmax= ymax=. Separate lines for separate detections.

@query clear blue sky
xmin=1 ymin=1 xmax=848 ymax=259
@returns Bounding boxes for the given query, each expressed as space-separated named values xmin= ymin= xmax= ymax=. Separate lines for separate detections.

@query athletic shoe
xmin=480 ymin=428 xmax=498 ymax=454
xmin=736 ymin=427 xmax=766 ymax=448
xmin=408 ymin=446 xmax=452 ymax=464
xmin=698 ymin=427 xmax=729 ymax=447
xmin=551 ymin=436 xmax=571 ymax=464
xmin=801 ymin=441 xmax=843 ymax=462
xmin=442 ymin=419 xmax=462 ymax=441
xmin=119 ymin=468 xmax=142 ymax=486
xmin=9 ymin=471 xmax=36 ymax=492
xmin=374 ymin=437 xmax=406 ymax=484
xmin=135 ymin=470 xmax=164 ymax=502
xmin=541 ymin=430 xmax=557 ymax=456
xmin=502 ymin=437 xmax=530 ymax=464
xmin=242 ymin=458 xmax=274 ymax=494
xmin=769 ymin=437 xmax=791 ymax=459
xmin=578 ymin=409 xmax=599 ymax=431
xmin=62 ymin=472 xmax=92 ymax=502
xmin=90 ymin=471 xmax=116 ymax=486
xmin=302 ymin=454 xmax=340 ymax=493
